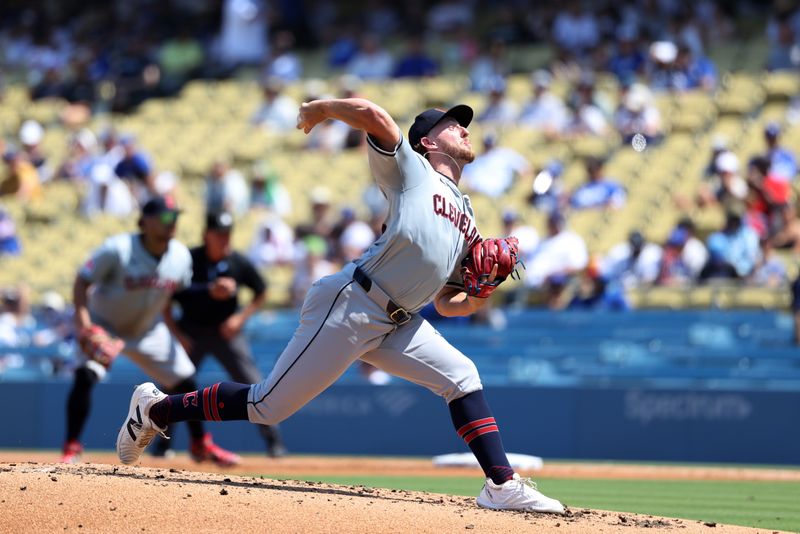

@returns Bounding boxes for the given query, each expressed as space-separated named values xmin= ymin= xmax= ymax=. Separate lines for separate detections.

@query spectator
xmin=1 ymin=147 xmax=42 ymax=202
xmin=501 ymin=210 xmax=539 ymax=267
xmin=749 ymin=238 xmax=788 ymax=288
xmin=31 ymin=291 xmax=73 ymax=350
xmin=295 ymin=186 xmax=336 ymax=243
xmin=565 ymin=73 xmax=610 ymax=137
xmin=1 ymin=284 xmax=34 ymax=327
xmin=607 ymin=26 xmax=646 ymax=84
xmin=247 ymin=215 xmax=295 ymax=269
xmin=18 ymin=120 xmax=52 ymax=182
xmin=250 ymin=76 xmax=299 ymax=132
xmin=656 ymin=228 xmax=695 ymax=287
xmin=263 ymin=30 xmax=302 ymax=82
xmin=156 ymin=27 xmax=205 ymax=95
xmin=699 ymin=233 xmax=741 ymax=281
xmin=114 ymin=134 xmax=155 ymax=203
xmin=61 ymin=59 xmax=97 ymax=106
xmin=518 ymin=70 xmax=571 ymax=138
xmin=204 ymin=159 xmax=249 ymax=216
xmin=107 ymin=39 xmax=161 ymax=113
xmin=57 ymin=129 xmax=98 ymax=182
xmin=647 ymin=40 xmax=679 ymax=92
xmin=476 ymin=76 xmax=519 ymax=127
xmin=469 ymin=38 xmax=511 ymax=92
xmin=705 ymin=209 xmax=761 ymax=278
xmin=426 ymin=0 xmax=474 ymax=33
xmin=569 ymin=157 xmax=626 ymax=210
xmin=528 ymin=160 xmax=566 ymax=215
xmin=216 ymin=0 xmax=269 ymax=68
xmin=551 ymin=0 xmax=600 ymax=57
xmin=304 ymin=119 xmax=352 ymax=154
xmin=669 ymin=10 xmax=705 ymax=58
xmin=346 ymin=33 xmax=394 ymax=80
xmin=601 ymin=230 xmax=663 ymax=289
xmin=675 ymin=217 xmax=709 ymax=279
xmin=364 ymin=0 xmax=401 ymax=35
xmin=461 ymin=132 xmax=531 ymax=198
xmin=438 ymin=25 xmax=480 ymax=73
xmin=98 ymin=128 xmax=125 ymax=170
xmin=331 ymin=207 xmax=376 ymax=263
xmin=762 ymin=122 xmax=797 ymax=183
xmin=674 ymin=43 xmax=718 ymax=91
xmin=769 ymin=203 xmax=800 ymax=255
xmin=0 ymin=208 xmax=21 ymax=257
xmin=82 ymin=163 xmax=135 ymax=218
xmin=524 ymin=211 xmax=589 ymax=289
xmin=250 ymin=160 xmax=292 ymax=216
xmin=767 ymin=12 xmax=799 ymax=70
xmin=697 ymin=151 xmax=748 ymax=212
xmin=613 ymin=83 xmax=663 ymax=145
xmin=393 ymin=35 xmax=439 ymax=78
xmin=326 ymin=22 xmax=361 ymax=68
xmin=290 ymin=234 xmax=337 ymax=306
xmin=567 ymin=259 xmax=630 ymax=311
xmin=704 ymin=135 xmax=729 ymax=178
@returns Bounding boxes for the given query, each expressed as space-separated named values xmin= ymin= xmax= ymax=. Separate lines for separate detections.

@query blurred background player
xmin=61 ymin=196 xmax=241 ymax=466
xmin=153 ymin=210 xmax=287 ymax=458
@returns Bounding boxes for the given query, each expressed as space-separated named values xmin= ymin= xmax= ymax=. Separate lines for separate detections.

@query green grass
xmin=261 ymin=474 xmax=800 ymax=533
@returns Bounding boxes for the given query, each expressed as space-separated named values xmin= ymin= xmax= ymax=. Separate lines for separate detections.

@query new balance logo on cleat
xmin=126 ymin=405 xmax=143 ymax=441
xmin=116 ymin=382 xmax=168 ymax=465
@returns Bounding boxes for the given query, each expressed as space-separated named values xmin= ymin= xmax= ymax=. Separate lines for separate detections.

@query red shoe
xmin=60 ymin=440 xmax=83 ymax=464
xmin=189 ymin=433 xmax=241 ymax=467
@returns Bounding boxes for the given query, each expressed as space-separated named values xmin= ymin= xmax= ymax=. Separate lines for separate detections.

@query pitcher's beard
xmin=446 ymin=144 xmax=475 ymax=164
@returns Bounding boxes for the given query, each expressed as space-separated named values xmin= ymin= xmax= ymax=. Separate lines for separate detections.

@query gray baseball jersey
xmin=247 ymin=136 xmax=484 ymax=424
xmin=358 ymin=138 xmax=481 ymax=312
xmin=78 ymin=233 xmax=195 ymax=387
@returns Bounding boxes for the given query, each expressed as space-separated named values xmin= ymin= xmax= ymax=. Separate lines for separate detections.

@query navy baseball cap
xmin=206 ymin=211 xmax=234 ymax=231
xmin=408 ymin=104 xmax=473 ymax=153
xmin=141 ymin=195 xmax=181 ymax=216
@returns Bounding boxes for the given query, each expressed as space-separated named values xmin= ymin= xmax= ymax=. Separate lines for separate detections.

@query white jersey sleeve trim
xmin=367 ymin=134 xmax=402 ymax=156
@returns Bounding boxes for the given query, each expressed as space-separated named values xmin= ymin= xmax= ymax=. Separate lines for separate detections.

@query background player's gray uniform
xmin=247 ymin=136 xmax=483 ymax=424
xmin=79 ymin=233 xmax=195 ymax=386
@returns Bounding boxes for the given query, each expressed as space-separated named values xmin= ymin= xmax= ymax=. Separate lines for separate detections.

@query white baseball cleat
xmin=116 ymin=382 xmax=168 ymax=465
xmin=477 ymin=473 xmax=565 ymax=514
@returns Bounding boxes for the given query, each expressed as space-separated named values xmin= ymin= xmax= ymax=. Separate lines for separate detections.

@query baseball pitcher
xmin=116 ymin=101 xmax=564 ymax=513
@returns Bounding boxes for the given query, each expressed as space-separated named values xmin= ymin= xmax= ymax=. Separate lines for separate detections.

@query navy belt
xmin=353 ymin=266 xmax=411 ymax=325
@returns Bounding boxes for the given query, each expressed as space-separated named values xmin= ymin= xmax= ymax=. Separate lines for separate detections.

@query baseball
xmin=632 ymin=133 xmax=647 ymax=152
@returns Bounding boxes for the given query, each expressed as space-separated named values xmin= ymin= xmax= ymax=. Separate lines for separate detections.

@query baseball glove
xmin=461 ymin=237 xmax=522 ymax=298
xmin=78 ymin=325 xmax=124 ymax=368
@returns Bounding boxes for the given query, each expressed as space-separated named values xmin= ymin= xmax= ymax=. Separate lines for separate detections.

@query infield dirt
xmin=0 ymin=453 xmax=796 ymax=534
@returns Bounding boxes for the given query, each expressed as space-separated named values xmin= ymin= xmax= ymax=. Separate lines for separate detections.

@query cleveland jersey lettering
xmin=80 ymin=233 xmax=192 ymax=339
xmin=432 ymin=193 xmax=481 ymax=248
xmin=356 ymin=136 xmax=483 ymax=312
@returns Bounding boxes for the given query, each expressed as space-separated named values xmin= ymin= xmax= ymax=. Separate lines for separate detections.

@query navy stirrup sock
xmin=149 ymin=382 xmax=250 ymax=428
xmin=448 ymin=390 xmax=514 ymax=485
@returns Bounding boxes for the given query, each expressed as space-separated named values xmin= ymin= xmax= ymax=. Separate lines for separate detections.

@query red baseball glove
xmin=78 ymin=325 xmax=124 ymax=369
xmin=461 ymin=237 xmax=522 ymax=298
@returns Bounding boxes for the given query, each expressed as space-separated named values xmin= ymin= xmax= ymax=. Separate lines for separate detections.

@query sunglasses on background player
xmin=158 ymin=212 xmax=179 ymax=226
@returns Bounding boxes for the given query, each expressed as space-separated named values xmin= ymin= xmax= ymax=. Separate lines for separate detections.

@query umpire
xmin=166 ymin=211 xmax=286 ymax=457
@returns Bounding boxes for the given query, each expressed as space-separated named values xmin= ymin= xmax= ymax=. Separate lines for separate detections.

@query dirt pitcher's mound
xmin=0 ymin=463 xmax=784 ymax=534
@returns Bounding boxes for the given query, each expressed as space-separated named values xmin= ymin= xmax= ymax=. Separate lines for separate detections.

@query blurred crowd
xmin=1 ymin=0 xmax=797 ymax=111
xmin=506 ymin=117 xmax=798 ymax=311
xmin=2 ymin=0 xmax=800 ymax=364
